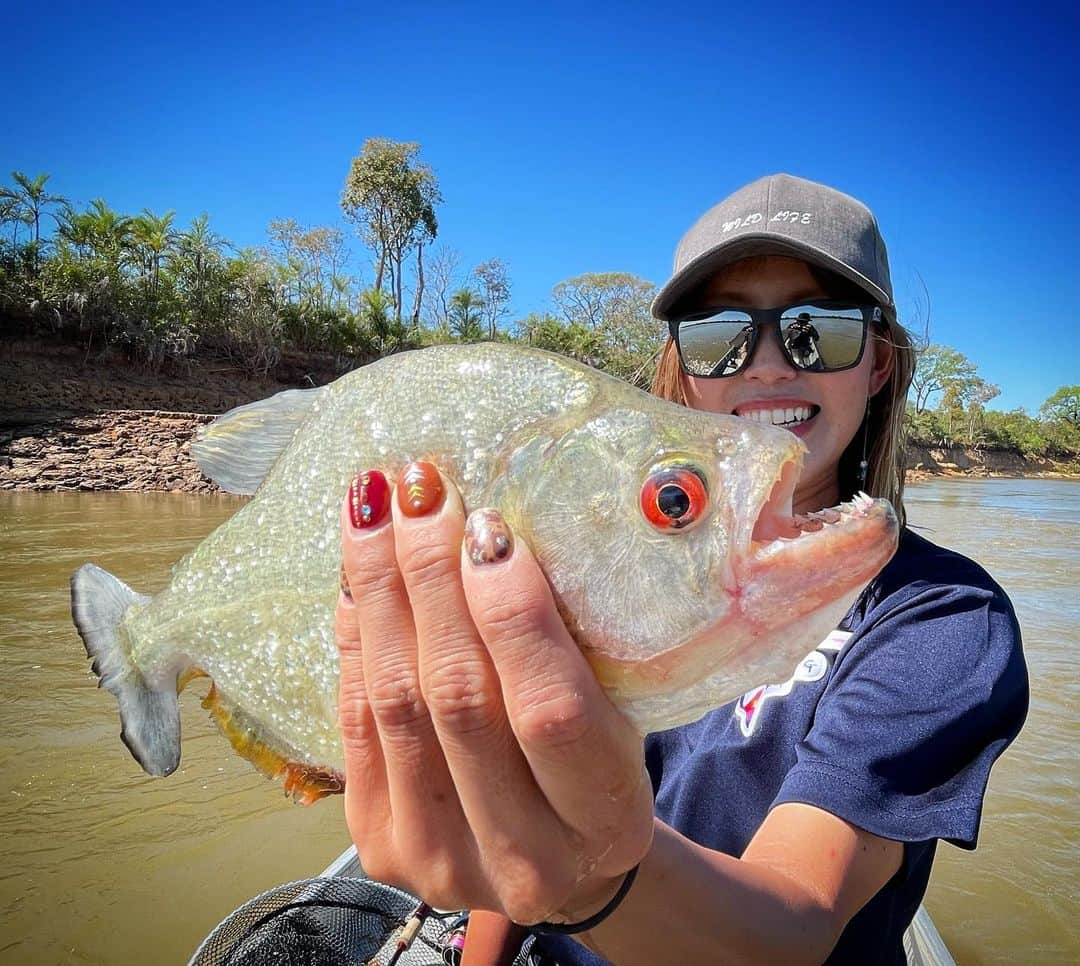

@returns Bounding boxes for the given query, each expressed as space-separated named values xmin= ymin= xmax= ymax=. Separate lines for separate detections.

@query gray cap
xmin=652 ymin=174 xmax=894 ymax=320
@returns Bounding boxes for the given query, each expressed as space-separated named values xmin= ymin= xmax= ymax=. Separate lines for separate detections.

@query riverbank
xmin=0 ymin=341 xmax=342 ymax=493
xmin=1 ymin=341 xmax=1076 ymax=492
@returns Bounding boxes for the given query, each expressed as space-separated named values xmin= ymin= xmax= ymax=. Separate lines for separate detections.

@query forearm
xmin=583 ymin=819 xmax=841 ymax=966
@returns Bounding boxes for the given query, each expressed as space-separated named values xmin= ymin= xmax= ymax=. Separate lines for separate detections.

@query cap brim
xmin=651 ymin=235 xmax=893 ymax=321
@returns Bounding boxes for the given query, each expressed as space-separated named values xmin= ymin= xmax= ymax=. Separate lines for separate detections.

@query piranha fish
xmin=71 ymin=343 xmax=897 ymax=803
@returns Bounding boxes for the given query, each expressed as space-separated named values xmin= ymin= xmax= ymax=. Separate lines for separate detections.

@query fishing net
xmin=187 ymin=875 xmax=545 ymax=966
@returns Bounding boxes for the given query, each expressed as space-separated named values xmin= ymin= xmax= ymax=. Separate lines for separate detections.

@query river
xmin=0 ymin=480 xmax=1076 ymax=964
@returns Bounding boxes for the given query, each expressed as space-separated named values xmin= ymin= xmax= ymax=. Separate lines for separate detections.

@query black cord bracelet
xmin=528 ymin=864 xmax=640 ymax=935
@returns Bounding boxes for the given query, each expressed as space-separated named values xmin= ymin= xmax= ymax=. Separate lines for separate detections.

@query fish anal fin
xmin=283 ymin=762 xmax=346 ymax=805
xmin=201 ymin=683 xmax=344 ymax=805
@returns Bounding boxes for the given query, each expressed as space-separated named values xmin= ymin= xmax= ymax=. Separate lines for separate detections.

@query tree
xmin=0 ymin=194 xmax=28 ymax=247
xmin=130 ymin=208 xmax=177 ymax=294
xmin=356 ymin=286 xmax=412 ymax=355
xmin=550 ymin=272 xmax=662 ymax=386
xmin=447 ymin=288 xmax=484 ymax=342
xmin=341 ymin=138 xmax=441 ymax=319
xmin=964 ymin=379 xmax=1001 ymax=447
xmin=420 ymin=245 xmax=461 ymax=331
xmin=1040 ymin=386 xmax=1080 ymax=426
xmin=174 ymin=213 xmax=226 ymax=322
xmin=0 ymin=168 xmax=66 ymax=262
xmin=472 ymin=259 xmax=512 ymax=340
xmin=910 ymin=344 xmax=980 ymax=414
xmin=521 ymin=311 xmax=603 ymax=363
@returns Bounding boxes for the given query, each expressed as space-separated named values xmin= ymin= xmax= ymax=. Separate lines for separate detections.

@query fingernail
xmin=464 ymin=508 xmax=514 ymax=565
xmin=397 ymin=460 xmax=444 ymax=517
xmin=339 ymin=563 xmax=352 ymax=599
xmin=348 ymin=470 xmax=390 ymax=529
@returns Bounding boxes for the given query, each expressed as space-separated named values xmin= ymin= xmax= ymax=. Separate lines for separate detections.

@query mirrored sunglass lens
xmin=779 ymin=306 xmax=865 ymax=371
xmin=677 ymin=313 xmax=754 ymax=376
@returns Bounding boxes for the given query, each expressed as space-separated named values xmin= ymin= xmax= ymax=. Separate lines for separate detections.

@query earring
xmin=857 ymin=401 xmax=871 ymax=491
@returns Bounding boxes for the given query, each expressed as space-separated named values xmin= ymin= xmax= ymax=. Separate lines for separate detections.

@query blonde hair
xmin=650 ymin=292 xmax=916 ymax=527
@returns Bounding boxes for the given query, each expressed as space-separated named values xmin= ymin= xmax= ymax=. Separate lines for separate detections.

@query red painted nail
xmin=397 ymin=461 xmax=444 ymax=517
xmin=348 ymin=470 xmax=390 ymax=529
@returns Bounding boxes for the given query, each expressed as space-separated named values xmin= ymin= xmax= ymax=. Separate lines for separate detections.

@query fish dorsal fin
xmin=191 ymin=387 xmax=325 ymax=494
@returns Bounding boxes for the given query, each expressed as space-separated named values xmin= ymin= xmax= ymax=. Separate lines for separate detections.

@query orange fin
xmin=200 ymin=682 xmax=345 ymax=805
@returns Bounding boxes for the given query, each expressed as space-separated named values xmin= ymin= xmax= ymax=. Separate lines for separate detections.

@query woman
xmin=334 ymin=175 xmax=1028 ymax=964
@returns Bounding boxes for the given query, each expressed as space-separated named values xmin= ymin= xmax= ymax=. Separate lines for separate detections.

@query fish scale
xmin=70 ymin=343 xmax=898 ymax=802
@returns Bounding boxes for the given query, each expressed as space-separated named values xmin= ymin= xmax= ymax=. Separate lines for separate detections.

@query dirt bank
xmin=1 ymin=340 xmax=1075 ymax=493
xmin=0 ymin=341 xmax=343 ymax=493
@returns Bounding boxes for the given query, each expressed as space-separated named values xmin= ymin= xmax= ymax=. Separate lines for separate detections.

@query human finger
xmin=460 ymin=508 xmax=654 ymax=878
xmin=392 ymin=465 xmax=574 ymax=920
xmin=340 ymin=468 xmax=477 ymax=902
xmin=334 ymin=552 xmax=390 ymax=848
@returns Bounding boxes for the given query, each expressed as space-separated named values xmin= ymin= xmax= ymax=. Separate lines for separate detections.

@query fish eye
xmin=640 ymin=463 xmax=709 ymax=531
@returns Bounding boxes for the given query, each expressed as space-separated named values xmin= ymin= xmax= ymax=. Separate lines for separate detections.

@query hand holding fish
xmin=336 ymin=464 xmax=655 ymax=925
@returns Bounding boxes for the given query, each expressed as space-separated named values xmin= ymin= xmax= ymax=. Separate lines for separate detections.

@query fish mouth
xmin=741 ymin=486 xmax=899 ymax=628
xmin=737 ymin=443 xmax=899 ymax=628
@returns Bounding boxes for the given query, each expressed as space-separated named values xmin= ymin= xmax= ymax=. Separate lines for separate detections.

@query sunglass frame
xmin=668 ymin=301 xmax=882 ymax=379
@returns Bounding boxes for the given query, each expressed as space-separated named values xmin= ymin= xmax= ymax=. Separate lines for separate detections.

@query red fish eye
xmin=641 ymin=466 xmax=708 ymax=531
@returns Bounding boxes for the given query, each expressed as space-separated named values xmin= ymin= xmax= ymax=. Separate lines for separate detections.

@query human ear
xmin=867 ymin=332 xmax=894 ymax=397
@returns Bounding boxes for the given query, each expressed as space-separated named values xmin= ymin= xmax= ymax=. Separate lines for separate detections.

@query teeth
xmin=742 ymin=406 xmax=813 ymax=426
xmin=786 ymin=494 xmax=876 ymax=539
xmin=809 ymin=508 xmax=842 ymax=524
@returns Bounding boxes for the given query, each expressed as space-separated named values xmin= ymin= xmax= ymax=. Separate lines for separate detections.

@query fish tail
xmin=70 ymin=563 xmax=181 ymax=777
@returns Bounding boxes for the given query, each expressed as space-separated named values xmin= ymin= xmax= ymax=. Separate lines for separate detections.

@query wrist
xmin=561 ymin=872 xmax=628 ymax=923
xmin=527 ymin=865 xmax=640 ymax=935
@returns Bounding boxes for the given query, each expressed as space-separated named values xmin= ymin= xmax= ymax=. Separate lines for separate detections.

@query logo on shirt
xmin=734 ymin=630 xmax=852 ymax=737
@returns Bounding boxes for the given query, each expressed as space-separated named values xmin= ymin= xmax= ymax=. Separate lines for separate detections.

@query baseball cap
xmin=652 ymin=174 xmax=895 ymax=321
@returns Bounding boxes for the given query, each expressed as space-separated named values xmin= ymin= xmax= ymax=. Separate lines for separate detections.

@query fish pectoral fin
xmin=70 ymin=563 xmax=181 ymax=777
xmin=201 ymin=683 xmax=344 ymax=805
xmin=191 ymin=386 xmax=326 ymax=494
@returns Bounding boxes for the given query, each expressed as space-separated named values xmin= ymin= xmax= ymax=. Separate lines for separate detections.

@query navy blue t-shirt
xmin=539 ymin=528 xmax=1028 ymax=964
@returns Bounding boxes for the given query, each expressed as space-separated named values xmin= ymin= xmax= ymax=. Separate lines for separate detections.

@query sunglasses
xmin=669 ymin=301 xmax=882 ymax=378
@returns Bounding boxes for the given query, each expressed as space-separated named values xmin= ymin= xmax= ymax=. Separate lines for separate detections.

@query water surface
xmin=0 ymin=481 xmax=1076 ymax=963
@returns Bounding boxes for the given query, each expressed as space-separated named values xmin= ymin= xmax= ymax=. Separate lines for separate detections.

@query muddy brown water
xmin=1 ymin=481 xmax=1076 ymax=964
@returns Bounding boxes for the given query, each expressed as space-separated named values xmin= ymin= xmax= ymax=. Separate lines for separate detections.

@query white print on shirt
xmin=734 ymin=630 xmax=854 ymax=738
xmin=720 ymin=210 xmax=814 ymax=233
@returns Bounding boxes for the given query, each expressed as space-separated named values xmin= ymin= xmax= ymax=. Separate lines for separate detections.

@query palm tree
xmin=80 ymin=198 xmax=134 ymax=262
xmin=129 ymin=208 xmax=176 ymax=293
xmin=0 ymin=171 xmax=67 ymax=269
xmin=174 ymin=213 xmax=225 ymax=315
xmin=0 ymin=194 xmax=28 ymax=246
xmin=447 ymin=288 xmax=485 ymax=342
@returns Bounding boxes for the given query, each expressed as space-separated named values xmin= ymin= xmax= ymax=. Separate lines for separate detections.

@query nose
xmin=745 ymin=322 xmax=796 ymax=383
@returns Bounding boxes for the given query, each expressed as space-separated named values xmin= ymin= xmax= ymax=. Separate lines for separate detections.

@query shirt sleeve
xmin=773 ymin=578 xmax=1028 ymax=848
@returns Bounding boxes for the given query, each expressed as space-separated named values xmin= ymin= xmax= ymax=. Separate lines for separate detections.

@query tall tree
xmin=1040 ymin=386 xmax=1080 ymax=426
xmin=341 ymin=138 xmax=440 ymax=319
xmin=473 ymin=259 xmax=511 ymax=340
xmin=0 ymin=171 xmax=67 ymax=269
xmin=964 ymin=380 xmax=1001 ymax=446
xmin=421 ymin=245 xmax=461 ymax=331
xmin=130 ymin=208 xmax=177 ymax=293
xmin=910 ymin=344 xmax=980 ymax=414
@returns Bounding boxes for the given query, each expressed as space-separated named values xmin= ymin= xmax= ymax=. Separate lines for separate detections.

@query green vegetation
xmin=905 ymin=345 xmax=1078 ymax=460
xmin=0 ymin=150 xmax=662 ymax=384
xmin=0 ymin=151 xmax=1075 ymax=461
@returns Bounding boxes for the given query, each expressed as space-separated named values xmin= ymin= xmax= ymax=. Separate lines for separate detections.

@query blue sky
xmin=5 ymin=0 xmax=1077 ymax=412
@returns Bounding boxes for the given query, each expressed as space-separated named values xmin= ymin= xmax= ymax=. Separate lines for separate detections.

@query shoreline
xmin=2 ymin=341 xmax=1076 ymax=494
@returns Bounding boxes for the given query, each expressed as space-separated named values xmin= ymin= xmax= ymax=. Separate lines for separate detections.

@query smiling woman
xmin=333 ymin=173 xmax=1027 ymax=966
xmin=653 ymin=252 xmax=916 ymax=527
